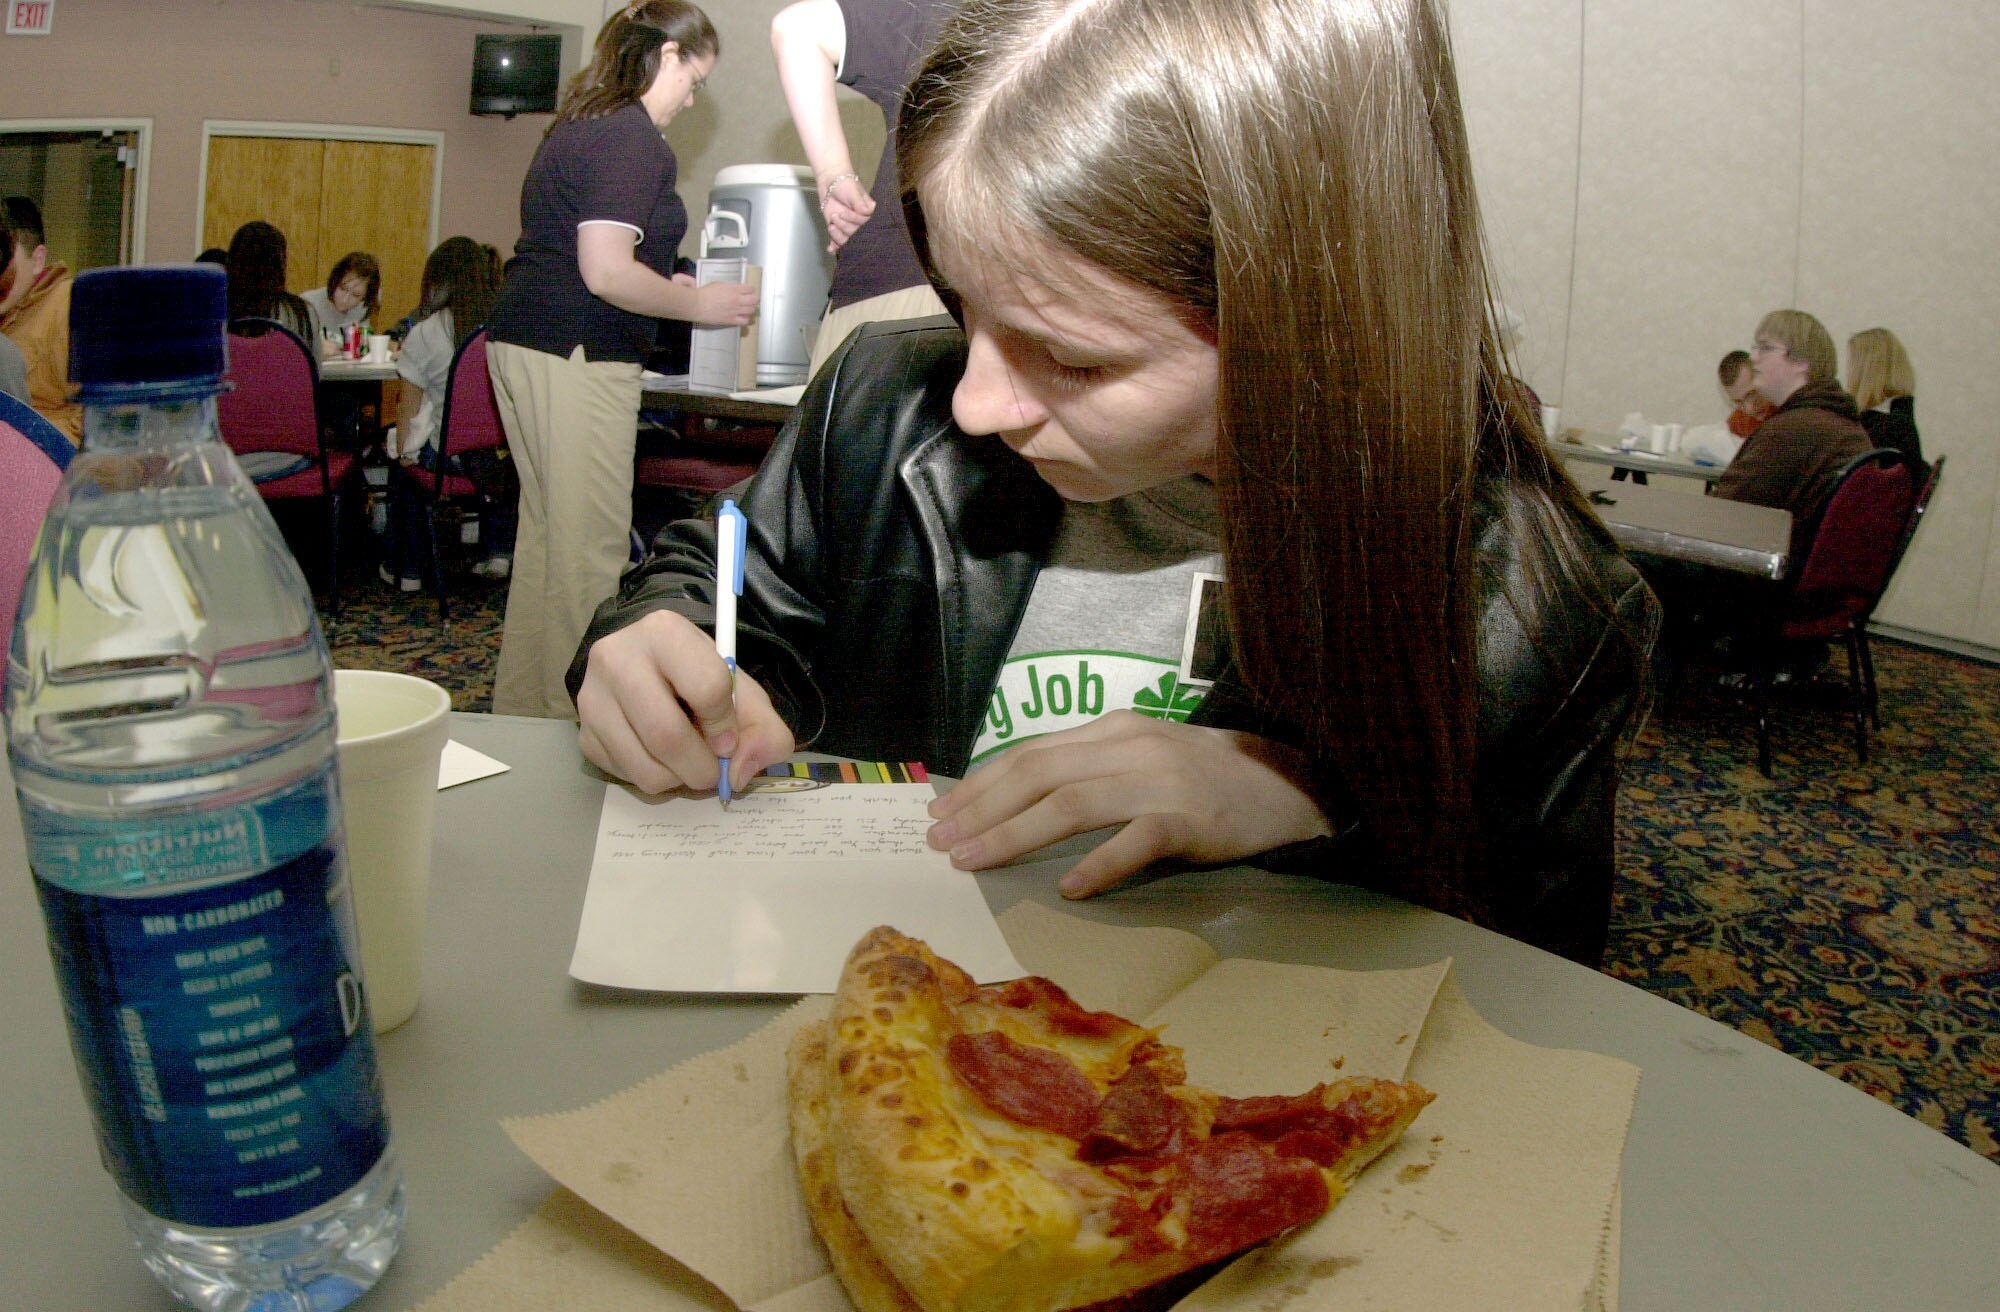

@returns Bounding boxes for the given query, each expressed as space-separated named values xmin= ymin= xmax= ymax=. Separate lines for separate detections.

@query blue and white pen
xmin=713 ymin=498 xmax=746 ymax=809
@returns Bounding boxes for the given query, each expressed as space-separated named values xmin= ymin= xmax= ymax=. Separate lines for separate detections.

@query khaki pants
xmin=807 ymin=283 xmax=949 ymax=378
xmin=487 ymin=341 xmax=641 ymax=719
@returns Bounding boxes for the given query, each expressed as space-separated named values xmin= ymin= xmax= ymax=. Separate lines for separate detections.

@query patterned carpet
xmin=315 ymin=543 xmax=2000 ymax=1161
xmin=323 ymin=564 xmax=509 ymax=714
xmin=1610 ymin=639 xmax=2000 ymax=1161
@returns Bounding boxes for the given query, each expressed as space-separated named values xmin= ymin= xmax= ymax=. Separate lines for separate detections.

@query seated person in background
xmin=382 ymin=236 xmax=513 ymax=590
xmin=1720 ymin=348 xmax=1774 ymax=438
xmin=571 ymin=0 xmax=1657 ymax=966
xmin=223 ymin=220 xmax=313 ymax=340
xmin=1714 ymin=310 xmax=1871 ymax=567
xmin=1846 ymin=326 xmax=1923 ymax=476
xmin=195 ymin=246 xmax=228 ymax=265
xmin=0 ymin=196 xmax=81 ymax=442
xmin=302 ymin=251 xmax=382 ymax=347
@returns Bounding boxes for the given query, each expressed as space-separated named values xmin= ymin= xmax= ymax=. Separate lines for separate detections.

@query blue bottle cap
xmin=70 ymin=264 xmax=230 ymax=403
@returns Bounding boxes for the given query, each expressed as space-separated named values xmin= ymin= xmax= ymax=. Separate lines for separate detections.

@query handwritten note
xmin=599 ymin=787 xmax=932 ymax=863
xmin=569 ymin=777 xmax=1025 ymax=993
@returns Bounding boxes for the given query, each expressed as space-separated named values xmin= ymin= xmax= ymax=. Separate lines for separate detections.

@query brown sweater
xmin=1712 ymin=379 xmax=1870 ymax=564
xmin=0 ymin=263 xmax=80 ymax=443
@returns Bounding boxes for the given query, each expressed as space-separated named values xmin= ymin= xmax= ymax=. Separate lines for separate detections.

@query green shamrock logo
xmin=1132 ymin=671 xmax=1204 ymax=722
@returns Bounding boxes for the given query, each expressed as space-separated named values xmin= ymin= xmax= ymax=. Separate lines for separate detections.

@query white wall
xmin=1455 ymin=0 xmax=1999 ymax=646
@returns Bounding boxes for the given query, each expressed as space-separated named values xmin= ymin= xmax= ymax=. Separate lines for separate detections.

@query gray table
xmin=318 ymin=358 xmax=402 ymax=383
xmin=640 ymin=377 xmax=796 ymax=427
xmin=1558 ymin=439 xmax=1722 ymax=485
xmin=1569 ymin=463 xmax=1792 ymax=579
xmin=5 ymin=714 xmax=1997 ymax=1309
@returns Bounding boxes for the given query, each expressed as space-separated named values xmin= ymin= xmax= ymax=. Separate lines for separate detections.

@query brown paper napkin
xmin=415 ymin=903 xmax=1635 ymax=1312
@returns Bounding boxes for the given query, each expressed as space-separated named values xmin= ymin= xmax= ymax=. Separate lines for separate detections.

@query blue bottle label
xmin=26 ymin=775 xmax=390 ymax=1228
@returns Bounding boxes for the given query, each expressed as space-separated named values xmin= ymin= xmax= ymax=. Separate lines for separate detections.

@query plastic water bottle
xmin=6 ymin=266 xmax=403 ymax=1310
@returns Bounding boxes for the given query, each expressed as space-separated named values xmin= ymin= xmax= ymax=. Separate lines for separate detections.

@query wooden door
xmin=202 ymin=137 xmax=324 ymax=274
xmin=203 ymin=135 xmax=435 ymax=326
xmin=319 ymin=140 xmax=433 ymax=328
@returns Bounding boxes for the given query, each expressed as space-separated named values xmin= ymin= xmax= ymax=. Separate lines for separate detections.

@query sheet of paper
xmin=688 ymin=258 xmax=760 ymax=392
xmin=727 ymin=384 xmax=803 ymax=406
xmin=569 ymin=780 xmax=1024 ymax=993
xmin=438 ymin=739 xmax=509 ymax=790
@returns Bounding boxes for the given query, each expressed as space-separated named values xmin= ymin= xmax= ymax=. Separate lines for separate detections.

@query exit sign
xmin=7 ymin=0 xmax=54 ymax=36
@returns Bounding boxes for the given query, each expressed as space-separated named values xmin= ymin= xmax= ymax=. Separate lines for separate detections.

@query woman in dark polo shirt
xmin=485 ymin=0 xmax=757 ymax=718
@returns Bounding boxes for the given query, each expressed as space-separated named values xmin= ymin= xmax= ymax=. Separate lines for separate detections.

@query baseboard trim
xmin=1869 ymin=622 xmax=2000 ymax=668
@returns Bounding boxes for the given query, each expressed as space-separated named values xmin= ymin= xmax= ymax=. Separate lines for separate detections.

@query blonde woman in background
xmin=1846 ymin=327 xmax=1923 ymax=475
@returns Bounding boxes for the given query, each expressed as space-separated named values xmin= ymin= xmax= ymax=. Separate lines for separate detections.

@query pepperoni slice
xmin=986 ymin=976 xmax=1136 ymax=1039
xmin=1080 ymin=1064 xmax=1183 ymax=1161
xmin=1213 ymin=1086 xmax=1370 ymax=1167
xmin=1104 ymin=1188 xmax=1176 ymax=1263
xmin=945 ymin=1030 xmax=1100 ymax=1138
xmin=1210 ymin=1089 xmax=1326 ymax=1135
xmin=1181 ymin=1133 xmax=1332 ymax=1264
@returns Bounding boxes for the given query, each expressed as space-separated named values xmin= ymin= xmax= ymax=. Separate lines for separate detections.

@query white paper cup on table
xmin=365 ymin=334 xmax=392 ymax=364
xmin=1664 ymin=422 xmax=1684 ymax=452
xmin=1540 ymin=404 xmax=1562 ymax=441
xmin=334 ymin=669 xmax=451 ymax=1033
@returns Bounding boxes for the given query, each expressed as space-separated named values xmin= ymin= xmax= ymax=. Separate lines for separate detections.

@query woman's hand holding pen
xmin=577 ymin=610 xmax=795 ymax=796
xmin=924 ymin=712 xmax=1332 ymax=897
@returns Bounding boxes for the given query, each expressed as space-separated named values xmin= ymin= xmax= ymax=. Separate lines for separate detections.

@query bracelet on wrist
xmin=822 ymin=172 xmax=862 ymax=207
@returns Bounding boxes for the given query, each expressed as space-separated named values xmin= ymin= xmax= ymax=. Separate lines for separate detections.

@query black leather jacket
xmin=573 ymin=319 xmax=1657 ymax=964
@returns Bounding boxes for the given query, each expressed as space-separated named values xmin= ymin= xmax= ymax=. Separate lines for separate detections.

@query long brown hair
xmin=417 ymin=236 xmax=501 ymax=349
xmin=900 ymin=0 xmax=1625 ymax=924
xmin=225 ymin=220 xmax=292 ymax=320
xmin=554 ymin=1 xmax=718 ymax=128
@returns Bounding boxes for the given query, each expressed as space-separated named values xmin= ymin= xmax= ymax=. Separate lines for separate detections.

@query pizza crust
xmin=825 ymin=929 xmax=1109 ymax=1312
xmin=786 ymin=1022 xmax=924 ymax=1312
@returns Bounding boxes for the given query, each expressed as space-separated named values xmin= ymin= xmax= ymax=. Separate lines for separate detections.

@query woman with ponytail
xmin=485 ymin=1 xmax=758 ymax=717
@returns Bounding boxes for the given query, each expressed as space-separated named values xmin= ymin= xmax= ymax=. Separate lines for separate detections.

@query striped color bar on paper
xmin=758 ymin=760 xmax=929 ymax=783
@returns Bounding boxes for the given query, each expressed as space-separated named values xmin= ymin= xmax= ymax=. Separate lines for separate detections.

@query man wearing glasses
xmin=1713 ymin=309 xmax=1870 ymax=565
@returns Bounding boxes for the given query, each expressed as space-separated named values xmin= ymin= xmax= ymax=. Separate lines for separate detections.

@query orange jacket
xmin=0 ymin=263 xmax=81 ymax=443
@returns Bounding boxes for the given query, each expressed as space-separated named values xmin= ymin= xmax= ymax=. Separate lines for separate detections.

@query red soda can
xmin=343 ymin=324 xmax=362 ymax=359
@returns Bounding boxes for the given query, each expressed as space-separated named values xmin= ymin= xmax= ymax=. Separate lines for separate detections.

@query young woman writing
xmin=569 ymin=0 xmax=1657 ymax=964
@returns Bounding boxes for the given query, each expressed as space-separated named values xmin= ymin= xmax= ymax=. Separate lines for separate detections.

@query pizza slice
xmin=787 ymin=926 xmax=1433 ymax=1312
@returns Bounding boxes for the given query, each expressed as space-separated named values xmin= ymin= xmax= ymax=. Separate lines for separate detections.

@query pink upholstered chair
xmin=217 ymin=319 xmax=356 ymax=611
xmin=395 ymin=327 xmax=507 ymax=619
xmin=633 ymin=413 xmax=774 ymax=498
xmin=1 ymin=392 xmax=73 ymax=688
xmin=1732 ymin=448 xmax=1915 ymax=775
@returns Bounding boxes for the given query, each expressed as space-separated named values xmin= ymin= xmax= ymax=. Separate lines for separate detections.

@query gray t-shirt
xmin=393 ymin=310 xmax=456 ymax=457
xmin=301 ymin=285 xmax=369 ymax=344
xmin=0 ymin=331 xmax=27 ymax=404
xmin=968 ymin=477 xmax=1225 ymax=768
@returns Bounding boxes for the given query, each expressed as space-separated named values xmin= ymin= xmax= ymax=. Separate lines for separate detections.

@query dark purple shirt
xmin=830 ymin=0 xmax=950 ymax=308
xmin=489 ymin=102 xmax=686 ymax=363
